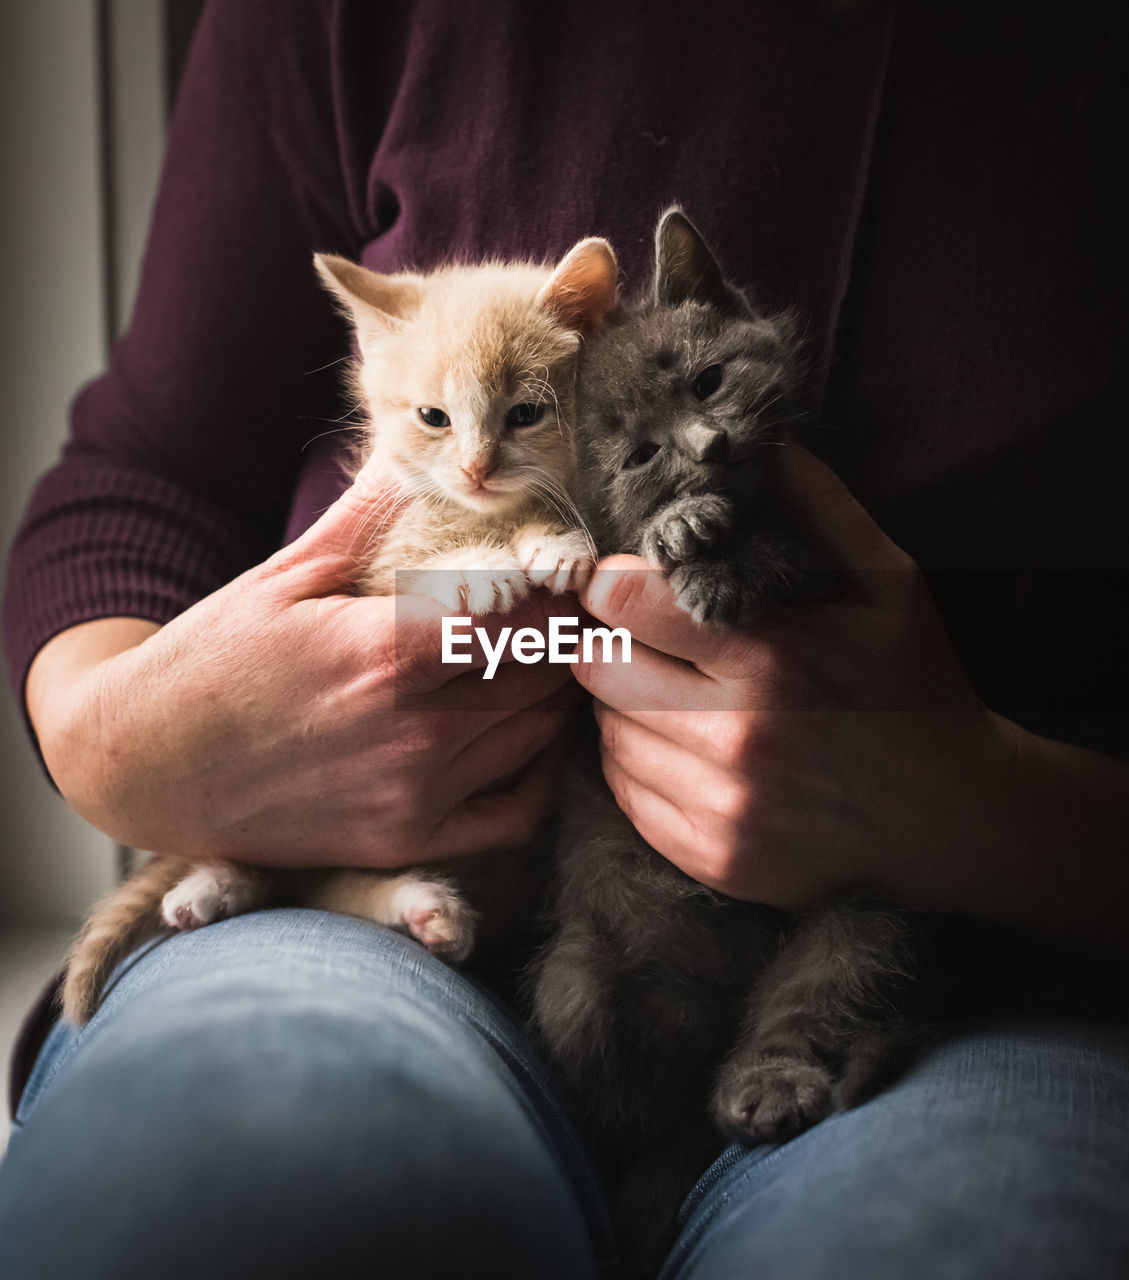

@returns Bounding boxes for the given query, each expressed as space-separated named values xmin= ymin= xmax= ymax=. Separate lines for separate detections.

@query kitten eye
xmin=506 ymin=402 xmax=545 ymax=428
xmin=623 ymin=442 xmax=661 ymax=469
xmin=417 ymin=407 xmax=450 ymax=428
xmin=692 ymin=364 xmax=724 ymax=400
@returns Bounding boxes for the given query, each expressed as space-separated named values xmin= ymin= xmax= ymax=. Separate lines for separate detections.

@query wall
xmin=0 ymin=0 xmax=166 ymax=926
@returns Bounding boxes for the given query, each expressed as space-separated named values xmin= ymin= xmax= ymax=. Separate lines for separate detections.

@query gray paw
xmin=714 ymin=1056 xmax=834 ymax=1143
xmin=668 ymin=562 xmax=746 ymax=625
xmin=641 ymin=495 xmax=733 ymax=568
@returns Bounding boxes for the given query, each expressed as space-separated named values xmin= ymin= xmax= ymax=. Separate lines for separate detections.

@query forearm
xmin=26 ymin=618 xmax=162 ymax=828
xmin=920 ymin=711 xmax=1129 ymax=955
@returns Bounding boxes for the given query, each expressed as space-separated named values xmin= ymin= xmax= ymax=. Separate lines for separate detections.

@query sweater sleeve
xmin=2 ymin=0 xmax=376 ymax=721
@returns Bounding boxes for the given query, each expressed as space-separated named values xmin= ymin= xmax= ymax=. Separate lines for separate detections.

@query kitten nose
xmin=682 ymin=423 xmax=727 ymax=462
xmin=462 ymin=459 xmax=497 ymax=485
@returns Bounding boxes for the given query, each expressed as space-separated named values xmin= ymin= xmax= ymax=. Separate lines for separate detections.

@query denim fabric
xmin=1 ymin=910 xmax=615 ymax=1279
xmin=663 ymin=1018 xmax=1129 ymax=1280
xmin=1 ymin=908 xmax=1127 ymax=1279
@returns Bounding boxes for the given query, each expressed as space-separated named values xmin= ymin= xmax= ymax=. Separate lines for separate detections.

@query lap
xmin=0 ymin=908 xmax=615 ymax=1279
xmin=3 ymin=909 xmax=1127 ymax=1280
xmin=664 ymin=1017 xmax=1129 ymax=1280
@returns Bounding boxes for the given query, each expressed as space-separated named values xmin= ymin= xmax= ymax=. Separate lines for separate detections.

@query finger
xmin=592 ymin=697 xmax=740 ymax=782
xmin=598 ymin=749 xmax=710 ymax=881
xmin=268 ymin=472 xmax=411 ymax=592
xmin=597 ymin=705 xmax=709 ymax=800
xmin=579 ymin=556 xmax=770 ymax=682
xmin=427 ymin=745 xmax=558 ymax=858
xmin=436 ymin=651 xmax=579 ymax=717
xmin=573 ymin=628 xmax=719 ymax=717
xmin=447 ymin=684 xmax=580 ymax=794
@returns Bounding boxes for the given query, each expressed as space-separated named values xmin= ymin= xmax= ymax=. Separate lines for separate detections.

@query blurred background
xmin=0 ymin=0 xmax=204 ymax=1147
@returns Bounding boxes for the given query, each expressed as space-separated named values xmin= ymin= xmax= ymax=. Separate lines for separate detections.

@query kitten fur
xmin=61 ymin=237 xmax=618 ymax=1025
xmin=528 ymin=209 xmax=920 ymax=1279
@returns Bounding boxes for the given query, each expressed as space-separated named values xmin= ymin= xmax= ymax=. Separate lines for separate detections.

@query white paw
xmin=409 ymin=545 xmax=530 ymax=614
xmin=161 ymin=865 xmax=257 ymax=931
xmin=514 ymin=530 xmax=593 ymax=595
xmin=391 ymin=879 xmax=476 ymax=962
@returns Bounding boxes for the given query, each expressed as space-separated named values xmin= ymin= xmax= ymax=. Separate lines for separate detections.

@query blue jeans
xmin=1 ymin=909 xmax=1127 ymax=1278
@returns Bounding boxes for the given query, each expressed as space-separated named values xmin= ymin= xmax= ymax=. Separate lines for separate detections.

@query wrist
xmin=864 ymin=707 xmax=1029 ymax=918
xmin=902 ymin=709 xmax=1129 ymax=953
xmin=914 ymin=710 xmax=1033 ymax=913
xmin=27 ymin=618 xmax=161 ymax=827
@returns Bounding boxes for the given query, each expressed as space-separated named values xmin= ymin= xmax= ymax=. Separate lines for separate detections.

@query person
xmin=2 ymin=1 xmax=1128 ymax=1276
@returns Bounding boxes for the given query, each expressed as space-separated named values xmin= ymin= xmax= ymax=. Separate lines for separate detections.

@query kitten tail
xmin=60 ymin=856 xmax=194 ymax=1024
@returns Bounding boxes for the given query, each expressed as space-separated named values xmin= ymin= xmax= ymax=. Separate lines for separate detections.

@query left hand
xmin=573 ymin=445 xmax=1015 ymax=912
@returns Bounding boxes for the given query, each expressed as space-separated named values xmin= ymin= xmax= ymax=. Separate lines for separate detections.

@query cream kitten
xmin=62 ymin=237 xmax=618 ymax=1024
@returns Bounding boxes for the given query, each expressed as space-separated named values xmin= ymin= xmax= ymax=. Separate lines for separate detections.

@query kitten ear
xmin=313 ymin=253 xmax=420 ymax=341
xmin=537 ymin=237 xmax=619 ymax=336
xmin=653 ymin=209 xmax=748 ymax=315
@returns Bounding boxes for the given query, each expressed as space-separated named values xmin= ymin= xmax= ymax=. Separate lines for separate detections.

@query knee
xmin=0 ymin=917 xmax=602 ymax=1279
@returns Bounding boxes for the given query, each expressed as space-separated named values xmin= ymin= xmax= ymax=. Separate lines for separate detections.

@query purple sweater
xmin=4 ymin=0 xmax=1128 ymax=756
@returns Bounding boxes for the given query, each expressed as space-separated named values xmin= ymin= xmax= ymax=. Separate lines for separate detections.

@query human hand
xmin=28 ymin=465 xmax=579 ymax=868
xmin=573 ymin=446 xmax=1019 ymax=913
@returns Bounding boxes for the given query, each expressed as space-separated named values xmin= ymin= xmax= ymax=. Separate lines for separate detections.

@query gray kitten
xmin=529 ymin=210 xmax=920 ymax=1278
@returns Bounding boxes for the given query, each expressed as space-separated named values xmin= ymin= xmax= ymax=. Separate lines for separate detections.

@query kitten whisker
xmin=303 ymin=354 xmax=354 ymax=377
xmin=347 ymin=489 xmax=417 ymax=569
xmin=523 ymin=468 xmax=597 ymax=560
xmin=300 ymin=423 xmax=367 ymax=453
xmin=518 ymin=364 xmax=567 ymax=436
xmin=304 ymin=398 xmax=367 ymax=427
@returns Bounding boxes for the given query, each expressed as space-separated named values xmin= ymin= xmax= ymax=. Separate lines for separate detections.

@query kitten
xmin=529 ymin=210 xmax=920 ymax=1278
xmin=61 ymin=237 xmax=619 ymax=1025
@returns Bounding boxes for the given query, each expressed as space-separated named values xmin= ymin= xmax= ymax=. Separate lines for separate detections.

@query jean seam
xmin=658 ymin=1123 xmax=839 ymax=1280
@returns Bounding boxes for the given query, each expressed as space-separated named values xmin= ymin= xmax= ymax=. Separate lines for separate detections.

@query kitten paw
xmin=410 ymin=545 xmax=530 ymax=614
xmin=641 ymin=495 xmax=733 ymax=568
xmin=391 ymin=879 xmax=477 ymax=962
xmin=160 ymin=865 xmax=259 ymax=931
xmin=713 ymin=1056 xmax=833 ymax=1143
xmin=514 ymin=529 xmax=593 ymax=594
xmin=668 ymin=562 xmax=746 ymax=625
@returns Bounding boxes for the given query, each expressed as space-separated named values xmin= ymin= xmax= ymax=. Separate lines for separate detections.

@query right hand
xmin=27 ymin=467 xmax=578 ymax=868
